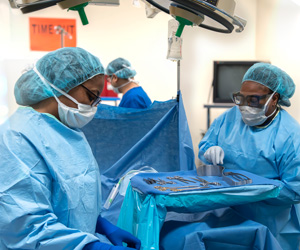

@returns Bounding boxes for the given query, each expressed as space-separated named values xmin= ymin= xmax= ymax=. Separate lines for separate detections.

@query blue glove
xmin=96 ymin=216 xmax=141 ymax=250
xmin=83 ymin=242 xmax=113 ymax=250
xmin=84 ymin=242 xmax=137 ymax=250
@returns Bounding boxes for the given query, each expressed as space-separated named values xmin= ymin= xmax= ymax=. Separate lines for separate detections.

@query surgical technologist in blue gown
xmin=0 ymin=47 xmax=141 ymax=250
xmin=199 ymin=63 xmax=300 ymax=250
xmin=106 ymin=58 xmax=152 ymax=109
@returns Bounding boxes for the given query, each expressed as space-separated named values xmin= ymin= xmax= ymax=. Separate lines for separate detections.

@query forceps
xmin=225 ymin=172 xmax=251 ymax=181
xmin=190 ymin=176 xmax=221 ymax=186
xmin=224 ymin=172 xmax=252 ymax=185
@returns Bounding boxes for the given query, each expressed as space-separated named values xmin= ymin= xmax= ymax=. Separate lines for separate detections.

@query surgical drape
xmin=82 ymin=93 xmax=195 ymax=225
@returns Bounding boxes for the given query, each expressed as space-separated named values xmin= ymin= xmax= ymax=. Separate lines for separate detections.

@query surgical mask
xmin=33 ymin=67 xmax=97 ymax=128
xmin=53 ymin=94 xmax=97 ymax=129
xmin=111 ymin=64 xmax=136 ymax=94
xmin=112 ymin=80 xmax=131 ymax=94
xmin=239 ymin=92 xmax=277 ymax=126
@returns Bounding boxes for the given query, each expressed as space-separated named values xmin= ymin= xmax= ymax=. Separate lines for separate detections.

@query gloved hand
xmin=84 ymin=241 xmax=137 ymax=250
xmin=96 ymin=216 xmax=141 ymax=250
xmin=204 ymin=146 xmax=224 ymax=165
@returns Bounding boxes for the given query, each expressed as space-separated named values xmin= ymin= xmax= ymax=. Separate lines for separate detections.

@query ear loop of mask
xmin=265 ymin=93 xmax=277 ymax=117
xmin=266 ymin=89 xmax=281 ymax=120
xmin=33 ymin=67 xmax=80 ymax=106
xmin=255 ymin=91 xmax=279 ymax=127
xmin=33 ymin=67 xmax=98 ymax=128
xmin=115 ymin=79 xmax=134 ymax=90
xmin=267 ymin=84 xmax=280 ymax=111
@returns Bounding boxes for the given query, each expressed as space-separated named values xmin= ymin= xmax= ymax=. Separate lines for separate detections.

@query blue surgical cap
xmin=14 ymin=47 xmax=105 ymax=106
xmin=242 ymin=62 xmax=295 ymax=107
xmin=106 ymin=57 xmax=136 ymax=79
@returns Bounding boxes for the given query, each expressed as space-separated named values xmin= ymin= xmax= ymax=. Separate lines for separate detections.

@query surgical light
xmin=145 ymin=0 xmax=246 ymax=35
xmin=58 ymin=0 xmax=90 ymax=25
xmin=149 ymin=0 xmax=247 ymax=93
xmin=148 ymin=0 xmax=246 ymax=62
xmin=8 ymin=0 xmax=120 ymax=25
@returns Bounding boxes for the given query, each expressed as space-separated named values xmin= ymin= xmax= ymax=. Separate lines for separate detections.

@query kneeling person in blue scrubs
xmin=106 ymin=58 xmax=152 ymax=109
xmin=0 ymin=47 xmax=141 ymax=250
xmin=198 ymin=63 xmax=300 ymax=250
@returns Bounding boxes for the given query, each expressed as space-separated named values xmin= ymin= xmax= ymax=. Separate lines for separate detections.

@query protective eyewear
xmin=231 ymin=92 xmax=273 ymax=108
xmin=80 ymin=84 xmax=102 ymax=107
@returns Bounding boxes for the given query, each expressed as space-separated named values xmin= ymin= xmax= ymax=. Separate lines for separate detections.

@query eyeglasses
xmin=231 ymin=92 xmax=273 ymax=108
xmin=80 ymin=84 xmax=102 ymax=107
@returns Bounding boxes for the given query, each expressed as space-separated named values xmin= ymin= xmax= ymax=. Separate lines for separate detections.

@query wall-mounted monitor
xmin=212 ymin=61 xmax=267 ymax=103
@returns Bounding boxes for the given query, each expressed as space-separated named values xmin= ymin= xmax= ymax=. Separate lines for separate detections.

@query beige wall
xmin=256 ymin=0 xmax=300 ymax=123
xmin=1 ymin=0 xmax=299 ymax=166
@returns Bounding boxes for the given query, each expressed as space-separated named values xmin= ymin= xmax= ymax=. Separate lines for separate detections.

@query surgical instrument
xmin=189 ymin=177 xmax=221 ymax=186
xmin=224 ymin=172 xmax=252 ymax=184
xmin=154 ymin=185 xmax=208 ymax=192
xmin=156 ymin=178 xmax=176 ymax=185
xmin=167 ymin=176 xmax=196 ymax=183
xmin=143 ymin=178 xmax=157 ymax=184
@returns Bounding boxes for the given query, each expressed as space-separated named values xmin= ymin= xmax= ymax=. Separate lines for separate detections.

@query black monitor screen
xmin=212 ymin=61 xmax=265 ymax=103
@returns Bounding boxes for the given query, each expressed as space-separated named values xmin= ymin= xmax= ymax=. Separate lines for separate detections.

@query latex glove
xmin=204 ymin=146 xmax=224 ymax=165
xmin=96 ymin=216 xmax=141 ymax=250
xmin=84 ymin=242 xmax=137 ymax=250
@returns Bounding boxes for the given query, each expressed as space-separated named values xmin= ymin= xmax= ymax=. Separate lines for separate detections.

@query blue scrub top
xmin=119 ymin=86 xmax=152 ymax=109
xmin=0 ymin=107 xmax=102 ymax=250
xmin=199 ymin=106 xmax=300 ymax=250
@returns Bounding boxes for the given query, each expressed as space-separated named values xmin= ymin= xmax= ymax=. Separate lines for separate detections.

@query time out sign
xmin=29 ymin=17 xmax=76 ymax=51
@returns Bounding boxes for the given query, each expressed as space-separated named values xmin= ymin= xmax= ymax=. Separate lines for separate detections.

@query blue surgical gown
xmin=119 ymin=86 xmax=152 ymax=109
xmin=0 ymin=107 xmax=102 ymax=249
xmin=198 ymin=106 xmax=300 ymax=250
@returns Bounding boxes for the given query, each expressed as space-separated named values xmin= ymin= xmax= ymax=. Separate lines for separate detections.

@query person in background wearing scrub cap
xmin=0 ymin=47 xmax=141 ymax=250
xmin=198 ymin=63 xmax=300 ymax=250
xmin=106 ymin=57 xmax=152 ymax=109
